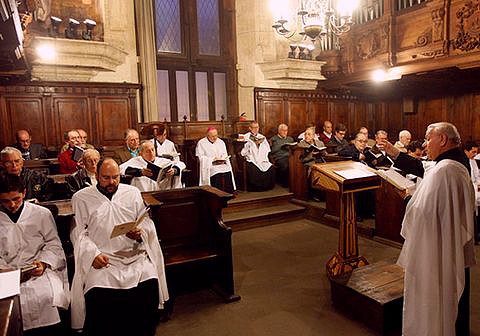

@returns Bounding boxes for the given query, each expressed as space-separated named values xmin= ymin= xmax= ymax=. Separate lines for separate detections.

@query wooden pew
xmin=144 ymin=186 xmax=240 ymax=303
xmin=0 ymin=295 xmax=22 ymax=336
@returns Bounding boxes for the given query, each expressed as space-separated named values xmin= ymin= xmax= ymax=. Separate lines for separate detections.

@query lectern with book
xmin=310 ymin=161 xmax=381 ymax=279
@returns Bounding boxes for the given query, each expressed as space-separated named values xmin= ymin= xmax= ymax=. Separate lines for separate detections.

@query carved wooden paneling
xmin=4 ymin=98 xmax=45 ymax=145
xmin=288 ymin=99 xmax=309 ymax=135
xmin=0 ymin=82 xmax=139 ymax=149
xmin=53 ymin=98 xmax=91 ymax=143
xmin=96 ymin=98 xmax=132 ymax=145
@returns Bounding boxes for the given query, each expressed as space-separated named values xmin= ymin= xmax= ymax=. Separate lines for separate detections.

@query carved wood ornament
xmin=356 ymin=25 xmax=388 ymax=60
xmin=452 ymin=1 xmax=480 ymax=51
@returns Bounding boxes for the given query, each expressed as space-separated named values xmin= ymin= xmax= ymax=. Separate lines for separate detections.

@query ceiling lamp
xmin=271 ymin=0 xmax=359 ymax=46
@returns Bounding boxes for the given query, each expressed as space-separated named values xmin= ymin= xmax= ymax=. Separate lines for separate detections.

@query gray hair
xmin=0 ymin=147 xmax=22 ymax=161
xmin=124 ymin=129 xmax=139 ymax=140
xmin=399 ymin=130 xmax=411 ymax=139
xmin=82 ymin=148 xmax=100 ymax=160
xmin=426 ymin=122 xmax=461 ymax=145
xmin=278 ymin=123 xmax=288 ymax=131
xmin=139 ymin=141 xmax=154 ymax=152
xmin=355 ymin=132 xmax=367 ymax=140
xmin=375 ymin=130 xmax=388 ymax=137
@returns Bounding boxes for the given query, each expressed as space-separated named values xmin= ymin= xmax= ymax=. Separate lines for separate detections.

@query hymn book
xmin=147 ymin=161 xmax=173 ymax=182
xmin=110 ymin=207 xmax=150 ymax=239
xmin=71 ymin=145 xmax=85 ymax=162
xmin=376 ymin=169 xmax=416 ymax=192
xmin=281 ymin=142 xmax=298 ymax=147
xmin=212 ymin=155 xmax=231 ymax=165
xmin=158 ymin=153 xmax=180 ymax=160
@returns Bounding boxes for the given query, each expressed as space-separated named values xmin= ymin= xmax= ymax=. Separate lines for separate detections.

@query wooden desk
xmin=310 ymin=161 xmax=381 ymax=278
xmin=0 ymin=295 xmax=23 ymax=336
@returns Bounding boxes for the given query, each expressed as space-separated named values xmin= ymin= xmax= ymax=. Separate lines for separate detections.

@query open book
xmin=71 ymin=145 xmax=85 ymax=162
xmin=158 ymin=153 xmax=180 ymax=160
xmin=376 ymin=168 xmax=416 ymax=192
xmin=281 ymin=141 xmax=298 ymax=147
xmin=213 ymin=155 xmax=231 ymax=165
xmin=306 ymin=144 xmax=327 ymax=152
xmin=110 ymin=207 xmax=150 ymax=239
xmin=249 ymin=134 xmax=265 ymax=142
xmin=147 ymin=161 xmax=173 ymax=182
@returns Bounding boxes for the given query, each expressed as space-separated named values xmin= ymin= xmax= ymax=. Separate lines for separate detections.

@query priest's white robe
xmin=119 ymin=156 xmax=185 ymax=191
xmin=150 ymin=138 xmax=179 ymax=158
xmin=397 ymin=159 xmax=476 ymax=336
xmin=70 ymin=184 xmax=168 ymax=329
xmin=0 ymin=202 xmax=69 ymax=331
xmin=469 ymin=158 xmax=480 ymax=207
xmin=240 ymin=132 xmax=273 ymax=172
xmin=195 ymin=137 xmax=236 ymax=189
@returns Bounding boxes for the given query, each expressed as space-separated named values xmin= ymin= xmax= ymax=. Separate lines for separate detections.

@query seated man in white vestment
xmin=70 ymin=158 xmax=169 ymax=336
xmin=149 ymin=123 xmax=182 ymax=160
xmin=380 ymin=122 xmax=476 ymax=336
xmin=240 ymin=121 xmax=275 ymax=191
xmin=195 ymin=127 xmax=236 ymax=194
xmin=0 ymin=174 xmax=69 ymax=335
xmin=120 ymin=141 xmax=185 ymax=191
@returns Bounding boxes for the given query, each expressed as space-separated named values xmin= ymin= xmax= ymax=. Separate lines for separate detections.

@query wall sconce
xmin=65 ymin=18 xmax=80 ymax=39
xmin=82 ymin=19 xmax=96 ymax=40
xmin=49 ymin=16 xmax=62 ymax=37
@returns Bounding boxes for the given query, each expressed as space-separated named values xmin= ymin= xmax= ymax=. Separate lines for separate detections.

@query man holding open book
xmin=70 ymin=158 xmax=168 ymax=336
xmin=240 ymin=121 xmax=275 ymax=191
xmin=120 ymin=141 xmax=185 ymax=191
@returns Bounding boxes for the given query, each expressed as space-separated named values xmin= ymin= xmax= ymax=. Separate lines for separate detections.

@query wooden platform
xmin=223 ymin=186 xmax=306 ymax=231
xmin=330 ymin=259 xmax=404 ymax=335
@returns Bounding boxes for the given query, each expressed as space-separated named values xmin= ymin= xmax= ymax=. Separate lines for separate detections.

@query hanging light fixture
xmin=271 ymin=0 xmax=359 ymax=47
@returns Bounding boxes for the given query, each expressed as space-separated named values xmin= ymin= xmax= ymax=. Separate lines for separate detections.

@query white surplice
xmin=70 ymin=184 xmax=168 ymax=329
xmin=150 ymin=138 xmax=179 ymax=158
xmin=195 ymin=137 xmax=236 ymax=189
xmin=119 ymin=156 xmax=185 ymax=191
xmin=397 ymin=159 xmax=476 ymax=336
xmin=0 ymin=202 xmax=69 ymax=331
xmin=240 ymin=132 xmax=272 ymax=172
xmin=469 ymin=158 xmax=480 ymax=207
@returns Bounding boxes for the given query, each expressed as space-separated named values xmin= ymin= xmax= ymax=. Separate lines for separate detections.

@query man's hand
xmin=359 ymin=153 xmax=366 ymax=161
xmin=166 ymin=168 xmax=175 ymax=176
xmin=126 ymin=227 xmax=143 ymax=241
xmin=377 ymin=139 xmax=400 ymax=159
xmin=92 ymin=254 xmax=109 ymax=269
xmin=142 ymin=168 xmax=153 ymax=177
xmin=30 ymin=260 xmax=47 ymax=276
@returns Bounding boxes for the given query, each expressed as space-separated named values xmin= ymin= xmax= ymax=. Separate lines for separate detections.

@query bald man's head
xmin=97 ymin=158 xmax=120 ymax=194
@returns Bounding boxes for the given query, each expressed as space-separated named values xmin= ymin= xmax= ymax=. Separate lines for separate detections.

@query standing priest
xmin=70 ymin=158 xmax=169 ymax=336
xmin=196 ymin=127 xmax=236 ymax=193
xmin=241 ymin=121 xmax=275 ymax=191
xmin=379 ymin=122 xmax=476 ymax=336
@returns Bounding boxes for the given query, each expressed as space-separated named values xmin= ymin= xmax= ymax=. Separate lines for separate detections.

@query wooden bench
xmin=144 ymin=186 xmax=241 ymax=303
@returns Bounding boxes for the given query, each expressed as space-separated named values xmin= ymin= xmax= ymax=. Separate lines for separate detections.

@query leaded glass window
xmin=196 ymin=0 xmax=220 ymax=56
xmin=155 ymin=0 xmax=182 ymax=53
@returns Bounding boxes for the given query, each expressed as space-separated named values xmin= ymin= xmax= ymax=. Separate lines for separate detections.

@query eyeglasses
xmin=3 ymin=159 xmax=23 ymax=167
xmin=356 ymin=140 xmax=368 ymax=143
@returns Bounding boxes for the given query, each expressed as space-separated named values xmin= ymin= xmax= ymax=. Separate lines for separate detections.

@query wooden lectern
xmin=310 ymin=161 xmax=381 ymax=279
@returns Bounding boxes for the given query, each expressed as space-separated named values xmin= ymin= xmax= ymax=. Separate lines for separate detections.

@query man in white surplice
xmin=464 ymin=140 xmax=480 ymax=244
xmin=0 ymin=174 xmax=69 ymax=333
xmin=380 ymin=122 xmax=476 ymax=336
xmin=70 ymin=158 xmax=168 ymax=336
xmin=149 ymin=123 xmax=183 ymax=161
xmin=240 ymin=121 xmax=275 ymax=191
xmin=120 ymin=141 xmax=185 ymax=191
xmin=195 ymin=127 xmax=236 ymax=193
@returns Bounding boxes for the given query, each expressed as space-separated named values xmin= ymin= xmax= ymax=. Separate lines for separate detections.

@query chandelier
xmin=271 ymin=0 xmax=359 ymax=45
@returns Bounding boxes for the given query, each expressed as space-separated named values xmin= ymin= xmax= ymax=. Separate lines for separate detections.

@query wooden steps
xmin=223 ymin=187 xmax=306 ymax=231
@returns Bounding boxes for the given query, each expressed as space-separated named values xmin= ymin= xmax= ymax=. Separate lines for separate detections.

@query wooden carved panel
xmin=288 ymin=100 xmax=309 ymax=136
xmin=452 ymin=1 xmax=480 ymax=51
xmin=5 ymin=98 xmax=45 ymax=144
xmin=263 ymin=99 xmax=286 ymax=136
xmin=53 ymin=98 xmax=90 ymax=142
xmin=96 ymin=98 xmax=132 ymax=145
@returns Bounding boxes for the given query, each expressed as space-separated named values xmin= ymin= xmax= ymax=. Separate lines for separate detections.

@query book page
xmin=377 ymin=169 xmax=415 ymax=191
xmin=334 ymin=168 xmax=377 ymax=179
xmin=0 ymin=269 xmax=20 ymax=299
xmin=110 ymin=207 xmax=150 ymax=239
